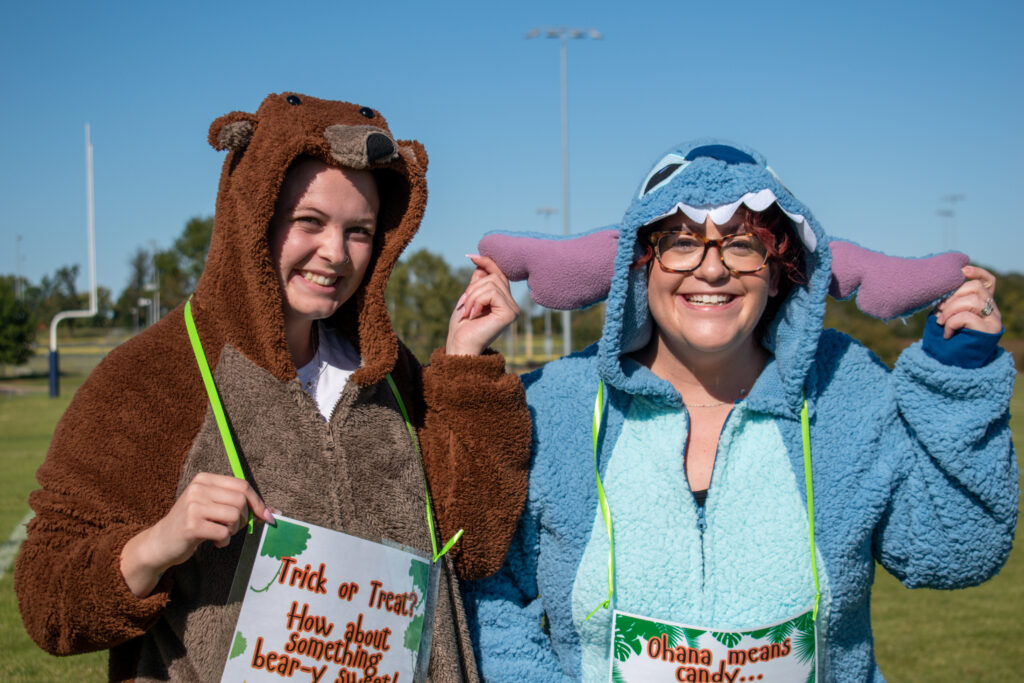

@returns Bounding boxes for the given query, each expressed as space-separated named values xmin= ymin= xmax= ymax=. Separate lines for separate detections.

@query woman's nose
xmin=695 ymin=243 xmax=729 ymax=281
xmin=319 ymin=228 xmax=349 ymax=265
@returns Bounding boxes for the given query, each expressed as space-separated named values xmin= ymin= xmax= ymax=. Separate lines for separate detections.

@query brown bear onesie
xmin=15 ymin=93 xmax=531 ymax=682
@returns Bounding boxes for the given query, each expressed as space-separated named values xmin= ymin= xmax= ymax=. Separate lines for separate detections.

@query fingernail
xmin=456 ymin=293 xmax=466 ymax=309
xmin=264 ymin=508 xmax=277 ymax=525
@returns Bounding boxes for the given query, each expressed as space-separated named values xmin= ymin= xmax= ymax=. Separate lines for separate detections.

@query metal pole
xmin=86 ymin=123 xmax=96 ymax=314
xmin=536 ymin=207 xmax=557 ymax=358
xmin=49 ymin=123 xmax=99 ymax=397
xmin=15 ymin=234 xmax=23 ymax=300
xmin=559 ymin=32 xmax=572 ymax=356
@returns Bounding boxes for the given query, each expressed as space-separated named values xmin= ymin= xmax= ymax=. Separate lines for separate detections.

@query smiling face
xmin=269 ymin=158 xmax=379 ymax=343
xmin=644 ymin=210 xmax=779 ymax=367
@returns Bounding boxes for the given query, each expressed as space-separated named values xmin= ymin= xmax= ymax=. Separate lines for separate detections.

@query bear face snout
xmin=324 ymin=124 xmax=398 ymax=169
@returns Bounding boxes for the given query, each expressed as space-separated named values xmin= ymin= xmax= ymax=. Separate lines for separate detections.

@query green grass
xmin=0 ymin=349 xmax=1020 ymax=680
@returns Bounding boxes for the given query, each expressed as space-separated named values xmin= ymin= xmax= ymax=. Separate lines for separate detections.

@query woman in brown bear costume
xmin=15 ymin=92 xmax=530 ymax=682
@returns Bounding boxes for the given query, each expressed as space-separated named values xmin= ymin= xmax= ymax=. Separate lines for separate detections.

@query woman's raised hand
xmin=446 ymin=254 xmax=520 ymax=356
xmin=120 ymin=473 xmax=274 ymax=597
xmin=934 ymin=265 xmax=1002 ymax=339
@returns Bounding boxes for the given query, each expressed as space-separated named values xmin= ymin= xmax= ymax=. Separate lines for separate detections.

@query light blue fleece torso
xmin=572 ymin=400 xmax=830 ymax=682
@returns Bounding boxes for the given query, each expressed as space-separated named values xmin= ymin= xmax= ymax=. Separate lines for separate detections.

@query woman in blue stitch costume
xmin=463 ymin=140 xmax=1017 ymax=682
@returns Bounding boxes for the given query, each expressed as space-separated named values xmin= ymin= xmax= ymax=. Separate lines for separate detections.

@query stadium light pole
xmin=49 ymin=124 xmax=98 ymax=398
xmin=15 ymin=234 xmax=23 ymax=300
xmin=536 ymin=207 xmax=557 ymax=357
xmin=527 ymin=27 xmax=602 ymax=356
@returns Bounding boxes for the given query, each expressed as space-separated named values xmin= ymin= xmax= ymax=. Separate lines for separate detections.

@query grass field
xmin=0 ymin=349 xmax=1021 ymax=681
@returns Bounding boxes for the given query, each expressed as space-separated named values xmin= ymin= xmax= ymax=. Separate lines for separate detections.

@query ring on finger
xmin=980 ymin=298 xmax=994 ymax=317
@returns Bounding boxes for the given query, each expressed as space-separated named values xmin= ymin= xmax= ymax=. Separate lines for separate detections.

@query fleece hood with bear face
xmin=194 ymin=91 xmax=428 ymax=386
xmin=599 ymin=139 xmax=831 ymax=415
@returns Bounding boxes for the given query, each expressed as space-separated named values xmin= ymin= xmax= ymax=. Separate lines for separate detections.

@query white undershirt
xmin=296 ymin=321 xmax=361 ymax=420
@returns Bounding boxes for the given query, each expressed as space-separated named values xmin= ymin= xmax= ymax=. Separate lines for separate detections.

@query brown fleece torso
xmin=112 ymin=343 xmax=474 ymax=682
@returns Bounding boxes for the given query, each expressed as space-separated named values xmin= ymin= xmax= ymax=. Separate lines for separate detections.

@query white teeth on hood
xmin=685 ymin=293 xmax=733 ymax=305
xmin=302 ymin=271 xmax=338 ymax=286
xmin=648 ymin=189 xmax=817 ymax=251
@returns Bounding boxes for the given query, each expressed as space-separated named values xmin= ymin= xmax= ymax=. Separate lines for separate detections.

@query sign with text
xmin=221 ymin=515 xmax=435 ymax=683
xmin=609 ymin=608 xmax=817 ymax=683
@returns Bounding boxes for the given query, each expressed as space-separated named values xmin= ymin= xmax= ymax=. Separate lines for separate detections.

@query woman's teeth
xmin=685 ymin=293 xmax=733 ymax=305
xmin=302 ymin=271 xmax=338 ymax=286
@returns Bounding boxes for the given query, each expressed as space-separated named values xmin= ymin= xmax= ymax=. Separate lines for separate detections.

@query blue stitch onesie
xmin=464 ymin=140 xmax=1018 ymax=682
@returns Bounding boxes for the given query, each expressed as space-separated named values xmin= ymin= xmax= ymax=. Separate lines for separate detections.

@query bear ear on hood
xmin=396 ymin=139 xmax=428 ymax=172
xmin=208 ymin=111 xmax=258 ymax=152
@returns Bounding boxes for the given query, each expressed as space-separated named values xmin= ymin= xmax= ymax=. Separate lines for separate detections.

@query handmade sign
xmin=221 ymin=515 xmax=436 ymax=683
xmin=608 ymin=608 xmax=817 ymax=683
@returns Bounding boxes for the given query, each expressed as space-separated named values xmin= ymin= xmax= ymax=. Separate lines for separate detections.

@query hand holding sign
xmin=120 ymin=472 xmax=275 ymax=597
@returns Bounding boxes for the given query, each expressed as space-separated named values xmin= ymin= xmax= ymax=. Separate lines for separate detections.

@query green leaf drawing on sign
xmin=250 ymin=520 xmax=311 ymax=593
xmin=613 ymin=615 xmax=683 ymax=662
xmin=261 ymin=520 xmax=311 ymax=559
xmin=404 ymin=614 xmax=424 ymax=657
xmin=746 ymin=619 xmax=795 ymax=644
xmin=682 ymin=627 xmax=705 ymax=649
xmin=229 ymin=631 xmax=247 ymax=659
xmin=793 ymin=610 xmax=815 ymax=633
xmin=793 ymin=620 xmax=816 ymax=664
xmin=711 ymin=631 xmax=743 ymax=648
xmin=404 ymin=559 xmax=430 ymax=668
xmin=409 ymin=558 xmax=429 ymax=597
xmin=611 ymin=661 xmax=628 ymax=683
xmin=805 ymin=659 xmax=817 ymax=683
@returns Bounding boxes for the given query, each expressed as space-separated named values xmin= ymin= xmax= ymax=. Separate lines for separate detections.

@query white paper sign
xmin=221 ymin=515 xmax=434 ymax=683
xmin=609 ymin=608 xmax=817 ymax=683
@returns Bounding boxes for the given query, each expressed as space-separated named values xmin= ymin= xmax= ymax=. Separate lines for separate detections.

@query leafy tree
xmin=89 ymin=286 xmax=115 ymax=328
xmin=386 ymin=249 xmax=471 ymax=361
xmin=153 ymin=248 xmax=189 ymax=312
xmin=110 ymin=217 xmax=213 ymax=328
xmin=174 ymin=215 xmax=214 ymax=289
xmin=23 ymin=264 xmax=84 ymax=335
xmin=0 ymin=276 xmax=35 ymax=365
xmin=823 ymin=298 xmax=928 ymax=367
xmin=152 ymin=215 xmax=214 ymax=312
xmin=113 ymin=248 xmax=153 ymax=328
xmin=570 ymin=303 xmax=606 ymax=352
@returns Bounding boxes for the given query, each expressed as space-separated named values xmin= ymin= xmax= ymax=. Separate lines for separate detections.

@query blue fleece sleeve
xmin=872 ymin=342 xmax=1018 ymax=588
xmin=921 ymin=313 xmax=1002 ymax=368
xmin=462 ymin=506 xmax=572 ymax=682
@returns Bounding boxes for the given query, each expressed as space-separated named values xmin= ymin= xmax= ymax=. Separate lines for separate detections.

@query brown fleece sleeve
xmin=14 ymin=313 xmax=204 ymax=655
xmin=420 ymin=348 xmax=531 ymax=580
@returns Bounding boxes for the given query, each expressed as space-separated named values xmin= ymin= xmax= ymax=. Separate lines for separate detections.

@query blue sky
xmin=2 ymin=0 xmax=1022 ymax=299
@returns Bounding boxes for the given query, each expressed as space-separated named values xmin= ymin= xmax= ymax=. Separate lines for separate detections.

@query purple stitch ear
xmin=478 ymin=230 xmax=619 ymax=310
xmin=828 ymin=240 xmax=968 ymax=320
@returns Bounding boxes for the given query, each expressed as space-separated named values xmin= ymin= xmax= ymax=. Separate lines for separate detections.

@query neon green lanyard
xmin=183 ymin=299 xmax=462 ymax=562
xmin=587 ymin=379 xmax=820 ymax=621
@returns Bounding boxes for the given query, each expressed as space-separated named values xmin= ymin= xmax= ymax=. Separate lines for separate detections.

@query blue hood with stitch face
xmin=598 ymin=139 xmax=833 ymax=414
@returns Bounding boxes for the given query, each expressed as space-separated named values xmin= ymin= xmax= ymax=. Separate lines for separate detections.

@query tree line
xmin=2 ymin=214 xmax=1022 ymax=368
